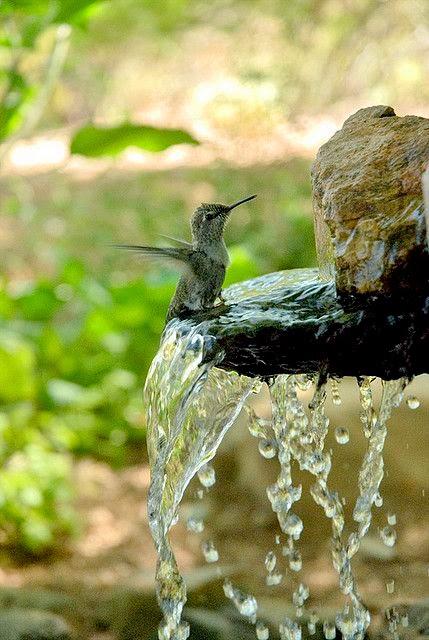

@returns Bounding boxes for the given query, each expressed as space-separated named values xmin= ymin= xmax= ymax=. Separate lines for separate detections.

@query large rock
xmin=312 ymin=105 xmax=429 ymax=300
xmin=424 ymin=165 xmax=429 ymax=239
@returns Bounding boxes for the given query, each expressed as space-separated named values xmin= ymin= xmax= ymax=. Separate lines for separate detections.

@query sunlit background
xmin=0 ymin=1 xmax=428 ymax=638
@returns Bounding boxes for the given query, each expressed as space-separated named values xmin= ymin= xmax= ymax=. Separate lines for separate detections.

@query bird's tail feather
xmin=114 ymin=244 xmax=192 ymax=267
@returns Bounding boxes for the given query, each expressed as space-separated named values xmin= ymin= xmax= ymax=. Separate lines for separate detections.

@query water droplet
xmin=265 ymin=551 xmax=276 ymax=573
xmin=387 ymin=513 xmax=396 ymax=526
xmin=386 ymin=579 xmax=395 ymax=594
xmin=256 ymin=621 xmax=270 ymax=640
xmin=266 ymin=570 xmax=283 ymax=586
xmin=406 ymin=395 xmax=420 ymax=409
xmin=223 ymin=580 xmax=234 ymax=599
xmin=401 ymin=614 xmax=409 ymax=627
xmin=258 ymin=439 xmax=277 ymax=459
xmin=293 ymin=583 xmax=310 ymax=607
xmin=334 ymin=426 xmax=349 ymax=444
xmin=380 ymin=525 xmax=397 ymax=547
xmin=275 ymin=534 xmax=281 ymax=545
xmin=223 ymin=581 xmax=258 ymax=619
xmin=331 ymin=379 xmax=342 ymax=405
xmin=307 ymin=622 xmax=316 ymax=636
xmin=374 ymin=492 xmax=383 ymax=507
xmin=195 ymin=489 xmax=204 ymax=500
xmin=289 ymin=550 xmax=302 ymax=572
xmin=280 ymin=513 xmax=303 ymax=539
xmin=186 ymin=517 xmax=204 ymax=533
xmin=198 ymin=464 xmax=216 ymax=488
xmin=323 ymin=621 xmax=336 ymax=640
xmin=279 ymin=617 xmax=301 ymax=640
xmin=202 ymin=540 xmax=219 ymax=563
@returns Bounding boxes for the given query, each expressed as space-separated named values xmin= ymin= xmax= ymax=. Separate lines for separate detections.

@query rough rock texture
xmin=312 ymin=105 xmax=429 ymax=299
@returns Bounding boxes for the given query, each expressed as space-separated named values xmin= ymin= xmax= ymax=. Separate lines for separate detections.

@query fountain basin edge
xmin=173 ymin=269 xmax=429 ymax=380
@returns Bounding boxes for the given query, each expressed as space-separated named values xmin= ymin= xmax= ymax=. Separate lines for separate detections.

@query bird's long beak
xmin=227 ymin=194 xmax=257 ymax=211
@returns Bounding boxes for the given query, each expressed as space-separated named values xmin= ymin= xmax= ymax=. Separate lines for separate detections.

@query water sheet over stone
xmin=183 ymin=268 xmax=429 ymax=380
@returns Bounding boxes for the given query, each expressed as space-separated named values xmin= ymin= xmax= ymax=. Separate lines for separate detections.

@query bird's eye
xmin=205 ymin=212 xmax=215 ymax=221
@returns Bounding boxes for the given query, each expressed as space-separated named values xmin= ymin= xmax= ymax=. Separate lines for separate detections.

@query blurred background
xmin=0 ymin=1 xmax=428 ymax=638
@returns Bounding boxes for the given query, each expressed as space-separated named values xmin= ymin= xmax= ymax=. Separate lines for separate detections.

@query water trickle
xmin=263 ymin=374 xmax=405 ymax=640
xmin=145 ymin=320 xmax=256 ymax=637
xmin=146 ymin=315 xmax=406 ymax=638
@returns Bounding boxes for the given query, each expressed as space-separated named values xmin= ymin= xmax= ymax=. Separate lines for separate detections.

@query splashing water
xmin=260 ymin=374 xmax=405 ymax=640
xmin=145 ymin=319 xmax=256 ymax=638
xmin=145 ymin=314 xmax=406 ymax=639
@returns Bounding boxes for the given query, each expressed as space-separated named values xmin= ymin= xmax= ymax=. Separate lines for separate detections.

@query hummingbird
xmin=117 ymin=194 xmax=257 ymax=322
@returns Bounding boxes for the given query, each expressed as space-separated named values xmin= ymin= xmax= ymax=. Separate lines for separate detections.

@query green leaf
xmin=53 ymin=0 xmax=107 ymax=24
xmin=4 ymin=0 xmax=106 ymax=23
xmin=0 ymin=333 xmax=36 ymax=403
xmin=70 ymin=123 xmax=199 ymax=157
xmin=0 ymin=70 xmax=33 ymax=142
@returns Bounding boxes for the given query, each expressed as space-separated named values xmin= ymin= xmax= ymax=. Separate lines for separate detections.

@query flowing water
xmin=145 ymin=319 xmax=258 ymax=639
xmin=144 ymin=272 xmax=408 ymax=640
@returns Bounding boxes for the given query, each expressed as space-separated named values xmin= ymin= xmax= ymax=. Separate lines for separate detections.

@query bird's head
xmin=190 ymin=194 xmax=256 ymax=244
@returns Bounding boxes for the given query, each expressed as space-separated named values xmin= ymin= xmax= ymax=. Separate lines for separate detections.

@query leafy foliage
xmin=70 ymin=123 xmax=199 ymax=157
xmin=0 ymin=244 xmax=263 ymax=551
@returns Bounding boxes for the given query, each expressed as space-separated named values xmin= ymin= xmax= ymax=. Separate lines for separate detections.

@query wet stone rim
xmin=176 ymin=269 xmax=429 ymax=380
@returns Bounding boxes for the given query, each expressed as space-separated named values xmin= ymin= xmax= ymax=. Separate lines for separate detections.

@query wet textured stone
xmin=188 ymin=269 xmax=429 ymax=379
xmin=312 ymin=105 xmax=429 ymax=299
xmin=0 ymin=609 xmax=71 ymax=640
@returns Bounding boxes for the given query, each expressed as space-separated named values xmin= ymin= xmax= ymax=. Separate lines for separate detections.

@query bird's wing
xmin=158 ymin=234 xmax=192 ymax=249
xmin=114 ymin=244 xmax=193 ymax=271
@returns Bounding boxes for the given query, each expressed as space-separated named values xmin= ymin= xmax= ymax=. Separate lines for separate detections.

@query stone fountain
xmin=145 ymin=106 xmax=429 ymax=640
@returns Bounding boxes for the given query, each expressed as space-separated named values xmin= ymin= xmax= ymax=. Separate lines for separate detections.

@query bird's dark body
xmin=116 ymin=194 xmax=256 ymax=323
xmin=167 ymin=251 xmax=226 ymax=321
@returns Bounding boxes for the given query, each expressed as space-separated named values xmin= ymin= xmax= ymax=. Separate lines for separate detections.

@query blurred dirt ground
xmin=0 ymin=376 xmax=426 ymax=638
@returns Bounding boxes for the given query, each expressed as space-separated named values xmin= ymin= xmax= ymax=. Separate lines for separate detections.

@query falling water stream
xmin=144 ymin=271 xmax=408 ymax=640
